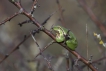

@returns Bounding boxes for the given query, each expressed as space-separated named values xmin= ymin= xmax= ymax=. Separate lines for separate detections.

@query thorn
xmin=16 ymin=46 xmax=20 ymax=49
xmin=18 ymin=23 xmax=22 ymax=27
xmin=31 ymin=28 xmax=41 ymax=35
xmin=24 ymin=35 xmax=27 ymax=39
xmin=5 ymin=54 xmax=9 ymax=58
xmin=8 ymin=18 xmax=11 ymax=21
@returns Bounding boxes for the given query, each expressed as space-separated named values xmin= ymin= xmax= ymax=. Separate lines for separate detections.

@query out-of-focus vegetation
xmin=0 ymin=0 xmax=106 ymax=71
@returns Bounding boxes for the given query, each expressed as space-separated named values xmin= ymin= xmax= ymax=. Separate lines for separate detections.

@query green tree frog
xmin=52 ymin=26 xmax=78 ymax=50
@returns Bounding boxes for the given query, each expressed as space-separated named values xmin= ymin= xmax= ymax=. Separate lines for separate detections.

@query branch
xmin=30 ymin=0 xmax=38 ymax=14
xmin=0 ymin=12 xmax=19 ymax=25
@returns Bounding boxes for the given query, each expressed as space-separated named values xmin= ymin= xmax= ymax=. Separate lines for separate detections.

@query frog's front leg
xmin=63 ymin=29 xmax=71 ymax=44
xmin=65 ymin=29 xmax=71 ymax=40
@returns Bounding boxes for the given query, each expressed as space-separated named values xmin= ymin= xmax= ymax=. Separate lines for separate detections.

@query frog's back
xmin=69 ymin=31 xmax=77 ymax=40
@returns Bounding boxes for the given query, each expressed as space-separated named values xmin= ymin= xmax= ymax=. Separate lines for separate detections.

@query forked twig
xmin=34 ymin=40 xmax=55 ymax=59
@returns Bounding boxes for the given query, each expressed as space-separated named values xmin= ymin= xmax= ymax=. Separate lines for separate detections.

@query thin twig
xmin=30 ymin=0 xmax=38 ymax=14
xmin=66 ymin=53 xmax=70 ymax=71
xmin=31 ymin=33 xmax=54 ymax=71
xmin=56 ymin=0 xmax=66 ymax=27
xmin=42 ymin=11 xmax=57 ymax=25
xmin=86 ymin=24 xmax=89 ymax=71
xmin=0 ymin=12 xmax=19 ymax=25
xmin=18 ymin=20 xmax=32 ymax=27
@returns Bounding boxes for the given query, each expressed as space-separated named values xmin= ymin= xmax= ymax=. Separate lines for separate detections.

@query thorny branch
xmin=30 ymin=0 xmax=38 ymax=14
xmin=0 ymin=0 xmax=98 ymax=71
xmin=0 ymin=12 xmax=19 ymax=25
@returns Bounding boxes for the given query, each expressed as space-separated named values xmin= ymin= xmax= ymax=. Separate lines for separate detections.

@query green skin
xmin=52 ymin=26 xmax=78 ymax=50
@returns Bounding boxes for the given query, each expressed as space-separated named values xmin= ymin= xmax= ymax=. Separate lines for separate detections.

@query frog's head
xmin=52 ymin=26 xmax=64 ymax=37
xmin=52 ymin=26 xmax=65 ymax=42
xmin=52 ymin=26 xmax=60 ymax=37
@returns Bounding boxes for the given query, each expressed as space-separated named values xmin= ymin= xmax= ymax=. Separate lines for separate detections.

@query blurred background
xmin=0 ymin=0 xmax=106 ymax=71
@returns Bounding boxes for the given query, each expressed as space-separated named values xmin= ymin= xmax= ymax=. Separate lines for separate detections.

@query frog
xmin=52 ymin=26 xmax=78 ymax=50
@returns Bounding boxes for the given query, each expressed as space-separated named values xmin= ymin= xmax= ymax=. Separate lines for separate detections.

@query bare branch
xmin=30 ymin=0 xmax=38 ymax=14
xmin=0 ymin=12 xmax=19 ymax=26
